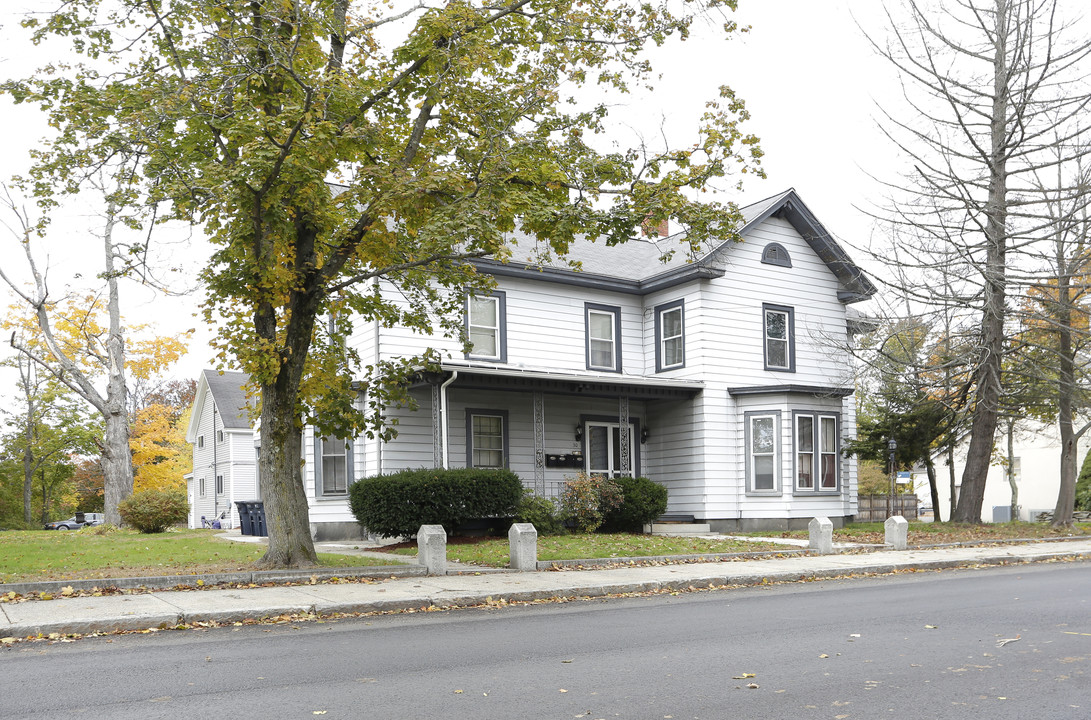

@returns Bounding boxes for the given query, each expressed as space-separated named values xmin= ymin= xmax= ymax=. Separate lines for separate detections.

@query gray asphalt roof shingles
xmin=202 ymin=369 xmax=252 ymax=429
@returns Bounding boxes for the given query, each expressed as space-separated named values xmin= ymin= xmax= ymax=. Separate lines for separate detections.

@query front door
xmin=586 ymin=422 xmax=634 ymax=478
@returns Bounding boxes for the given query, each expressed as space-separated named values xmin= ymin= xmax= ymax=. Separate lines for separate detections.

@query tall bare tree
xmin=867 ymin=0 xmax=1091 ymax=522
xmin=0 ymin=180 xmax=188 ymax=526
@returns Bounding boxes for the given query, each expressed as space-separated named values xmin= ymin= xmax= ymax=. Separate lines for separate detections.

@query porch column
xmin=431 ymin=383 xmax=443 ymax=469
xmin=533 ymin=391 xmax=546 ymax=494
xmin=619 ymin=395 xmax=631 ymax=476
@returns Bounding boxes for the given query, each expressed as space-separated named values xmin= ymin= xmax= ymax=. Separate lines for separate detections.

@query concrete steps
xmin=649 ymin=522 xmax=712 ymax=536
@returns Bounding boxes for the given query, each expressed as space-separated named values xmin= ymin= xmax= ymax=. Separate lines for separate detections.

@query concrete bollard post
xmin=417 ymin=524 xmax=447 ymax=575
xmin=808 ymin=517 xmax=834 ymax=554
xmin=508 ymin=523 xmax=538 ymax=571
xmin=885 ymin=515 xmax=909 ymax=550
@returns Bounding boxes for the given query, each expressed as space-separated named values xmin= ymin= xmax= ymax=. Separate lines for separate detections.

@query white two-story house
xmin=184 ymin=369 xmax=256 ymax=530
xmin=292 ymin=188 xmax=876 ymax=540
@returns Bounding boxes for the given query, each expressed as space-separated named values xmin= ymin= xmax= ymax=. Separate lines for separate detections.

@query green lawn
xmin=0 ymin=528 xmax=406 ymax=584
xmin=740 ymin=521 xmax=1091 ymax=545
xmin=382 ymin=533 xmax=789 ymax=568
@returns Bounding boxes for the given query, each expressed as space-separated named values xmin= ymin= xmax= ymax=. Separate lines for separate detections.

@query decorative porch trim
xmin=431 ymin=383 xmax=443 ymax=468
xmin=533 ymin=391 xmax=546 ymax=494
xmin=619 ymin=396 xmax=631 ymax=476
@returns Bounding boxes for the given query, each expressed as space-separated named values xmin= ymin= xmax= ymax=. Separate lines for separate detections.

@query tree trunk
xmin=953 ymin=0 xmax=1010 ymax=524
xmin=102 ymin=406 xmax=133 ymax=526
xmin=925 ymin=457 xmax=941 ymax=524
xmin=256 ymin=387 xmax=318 ymax=568
xmin=1006 ymin=419 xmax=1018 ymax=522
xmin=948 ymin=441 xmax=957 ymax=522
xmin=20 ymin=357 xmax=35 ymax=527
xmin=1052 ymin=290 xmax=1077 ymax=528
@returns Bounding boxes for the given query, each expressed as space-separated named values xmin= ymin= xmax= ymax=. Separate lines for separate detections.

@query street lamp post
xmin=888 ymin=438 xmax=898 ymax=518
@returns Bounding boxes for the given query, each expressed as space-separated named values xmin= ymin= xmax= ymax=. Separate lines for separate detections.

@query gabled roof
xmin=203 ymin=369 xmax=252 ymax=429
xmin=185 ymin=370 xmax=253 ymax=442
xmin=473 ymin=188 xmax=876 ymax=302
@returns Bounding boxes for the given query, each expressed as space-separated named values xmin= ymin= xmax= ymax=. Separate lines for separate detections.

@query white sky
xmin=0 ymin=0 xmax=900 ymax=404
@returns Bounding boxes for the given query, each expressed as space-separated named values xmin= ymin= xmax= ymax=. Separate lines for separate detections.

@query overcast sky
xmin=0 ymin=0 xmax=901 ymax=402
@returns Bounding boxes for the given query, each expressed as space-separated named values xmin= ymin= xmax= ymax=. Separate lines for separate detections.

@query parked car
xmin=44 ymin=512 xmax=104 ymax=530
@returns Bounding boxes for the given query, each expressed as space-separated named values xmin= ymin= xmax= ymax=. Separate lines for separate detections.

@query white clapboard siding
xmin=696 ymin=219 xmax=852 ymax=388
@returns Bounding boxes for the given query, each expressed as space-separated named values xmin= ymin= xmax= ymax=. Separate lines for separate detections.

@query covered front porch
xmin=398 ymin=363 xmax=704 ymax=498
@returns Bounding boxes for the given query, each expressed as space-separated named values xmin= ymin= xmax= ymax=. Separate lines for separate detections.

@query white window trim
xmin=792 ymin=411 xmax=840 ymax=494
xmin=655 ymin=301 xmax=685 ymax=372
xmin=466 ymin=293 xmax=506 ymax=362
xmin=314 ymin=435 xmax=353 ymax=497
xmin=586 ymin=304 xmax=621 ymax=372
xmin=763 ymin=304 xmax=795 ymax=372
xmin=466 ymin=409 xmax=508 ymax=469
xmin=745 ymin=411 xmax=781 ymax=494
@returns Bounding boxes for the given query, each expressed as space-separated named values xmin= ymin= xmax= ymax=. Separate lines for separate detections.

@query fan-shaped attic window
xmin=761 ymin=243 xmax=792 ymax=268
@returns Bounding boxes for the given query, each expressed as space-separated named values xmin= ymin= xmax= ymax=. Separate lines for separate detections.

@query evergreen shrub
xmin=515 ymin=491 xmax=566 ymax=535
xmin=118 ymin=488 xmax=189 ymax=533
xmin=349 ymin=467 xmax=523 ymax=538
xmin=1075 ymin=447 xmax=1091 ymax=512
xmin=602 ymin=476 xmax=669 ymax=532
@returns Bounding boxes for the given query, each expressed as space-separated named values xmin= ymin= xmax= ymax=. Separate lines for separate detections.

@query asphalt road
xmin=3 ymin=562 xmax=1090 ymax=719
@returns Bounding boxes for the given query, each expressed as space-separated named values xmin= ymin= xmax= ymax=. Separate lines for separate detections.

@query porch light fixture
xmin=575 ymin=424 xmax=583 ymax=442
xmin=641 ymin=427 xmax=649 ymax=444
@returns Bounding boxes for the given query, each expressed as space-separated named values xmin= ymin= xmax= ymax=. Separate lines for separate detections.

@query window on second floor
xmin=763 ymin=303 xmax=795 ymax=372
xmin=466 ymin=292 xmax=507 ymax=362
xmin=315 ymin=436 xmax=352 ymax=497
xmin=197 ymin=435 xmax=205 ymax=449
xmin=655 ymin=300 xmax=685 ymax=372
xmin=586 ymin=303 xmax=622 ymax=372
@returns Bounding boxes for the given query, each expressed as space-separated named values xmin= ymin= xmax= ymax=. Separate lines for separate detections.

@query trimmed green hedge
xmin=601 ymin=476 xmax=668 ymax=532
xmin=349 ymin=467 xmax=524 ymax=538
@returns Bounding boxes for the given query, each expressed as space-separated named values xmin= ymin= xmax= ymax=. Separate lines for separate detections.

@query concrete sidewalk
xmin=3 ymin=538 xmax=1091 ymax=641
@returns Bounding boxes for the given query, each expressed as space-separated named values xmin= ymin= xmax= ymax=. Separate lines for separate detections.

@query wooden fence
xmin=856 ymin=494 xmax=919 ymax=522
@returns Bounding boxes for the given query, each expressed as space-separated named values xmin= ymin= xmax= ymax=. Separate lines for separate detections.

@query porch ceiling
xmin=426 ymin=363 xmax=704 ymax=400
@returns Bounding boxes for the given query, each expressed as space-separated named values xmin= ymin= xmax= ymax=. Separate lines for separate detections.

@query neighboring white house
xmin=922 ymin=420 xmax=1089 ymax=522
xmin=190 ymin=189 xmax=877 ymax=540
xmin=184 ymin=369 xmax=256 ymax=529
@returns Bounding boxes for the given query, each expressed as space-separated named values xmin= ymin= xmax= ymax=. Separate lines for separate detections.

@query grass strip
xmin=383 ymin=533 xmax=787 ymax=568
xmin=0 ymin=529 xmax=405 ymax=583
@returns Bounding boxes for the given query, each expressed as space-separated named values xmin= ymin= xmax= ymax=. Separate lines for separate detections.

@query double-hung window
xmin=746 ymin=411 xmax=780 ymax=492
xmin=466 ymin=410 xmax=508 ymax=469
xmin=215 ymin=475 xmax=224 ymax=495
xmin=466 ymin=292 xmax=507 ymax=362
xmin=586 ymin=303 xmax=622 ymax=372
xmin=655 ymin=300 xmax=685 ymax=372
xmin=794 ymin=412 xmax=839 ymax=492
xmin=315 ymin=435 xmax=352 ymax=497
xmin=763 ymin=303 xmax=795 ymax=372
